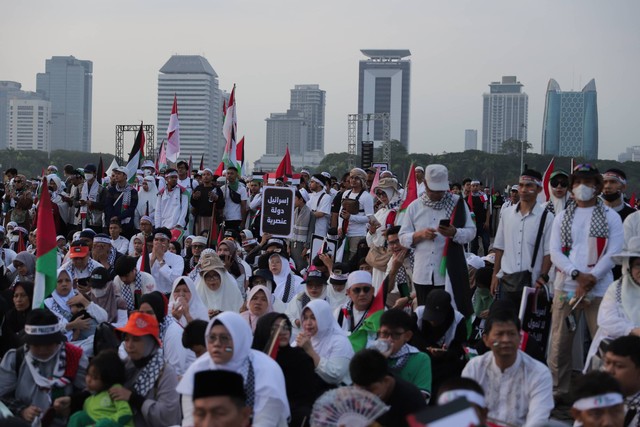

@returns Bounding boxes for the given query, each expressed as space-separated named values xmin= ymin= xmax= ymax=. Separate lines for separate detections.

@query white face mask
xmin=91 ymin=287 xmax=108 ymax=298
xmin=572 ymin=184 xmax=596 ymax=202
xmin=84 ymin=173 xmax=94 ymax=181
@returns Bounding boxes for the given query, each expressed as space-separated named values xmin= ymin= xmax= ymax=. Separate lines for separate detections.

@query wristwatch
xmin=571 ymin=269 xmax=579 ymax=280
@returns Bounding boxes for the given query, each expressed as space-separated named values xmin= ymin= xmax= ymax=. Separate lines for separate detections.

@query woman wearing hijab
xmin=586 ymin=236 xmax=640 ymax=369
xmin=1 ymin=281 xmax=33 ymax=357
xmin=11 ymin=251 xmax=36 ymax=286
xmin=269 ymin=252 xmax=304 ymax=304
xmin=168 ymin=276 xmax=209 ymax=326
xmin=135 ymin=176 xmax=158 ymax=229
xmin=253 ymin=313 xmax=332 ymax=427
xmin=367 ymin=177 xmax=402 ymax=290
xmin=177 ymin=311 xmax=290 ymax=427
xmin=139 ymin=291 xmax=195 ymax=377
xmin=110 ymin=312 xmax=181 ymax=427
xmin=295 ymin=299 xmax=355 ymax=385
xmin=47 ymin=173 xmax=74 ymax=236
xmin=218 ymin=239 xmax=251 ymax=297
xmin=241 ymin=285 xmax=274 ymax=333
xmin=196 ymin=253 xmax=244 ymax=316
xmin=326 ymin=263 xmax=350 ymax=311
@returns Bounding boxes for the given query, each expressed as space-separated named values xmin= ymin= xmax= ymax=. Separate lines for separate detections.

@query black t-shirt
xmin=377 ymin=376 xmax=427 ymax=427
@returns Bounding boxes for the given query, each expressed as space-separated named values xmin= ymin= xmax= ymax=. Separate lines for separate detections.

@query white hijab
xmin=196 ymin=266 xmax=244 ymax=313
xmin=301 ymin=299 xmax=354 ymax=359
xmin=136 ymin=176 xmax=158 ymax=218
xmin=47 ymin=174 xmax=72 ymax=223
xmin=620 ymin=259 xmax=640 ymax=326
xmin=326 ymin=283 xmax=349 ymax=311
xmin=271 ymin=254 xmax=304 ymax=301
xmin=168 ymin=276 xmax=209 ymax=326
xmin=176 ymin=312 xmax=290 ymax=418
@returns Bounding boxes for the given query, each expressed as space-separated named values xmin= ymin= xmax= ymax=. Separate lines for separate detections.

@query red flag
xmin=275 ymin=146 xmax=293 ymax=177
xmin=188 ymin=154 xmax=193 ymax=174
xmin=207 ymin=213 xmax=219 ymax=249
xmin=16 ymin=231 xmax=26 ymax=253
xmin=630 ymin=193 xmax=637 ymax=210
xmin=542 ymin=157 xmax=555 ymax=201
xmin=236 ymin=137 xmax=244 ymax=162
xmin=214 ymin=161 xmax=225 ymax=177
xmin=139 ymin=235 xmax=151 ymax=274
xmin=199 ymin=154 xmax=204 ymax=171
xmin=97 ymin=156 xmax=104 ymax=185
xmin=399 ymin=163 xmax=417 ymax=213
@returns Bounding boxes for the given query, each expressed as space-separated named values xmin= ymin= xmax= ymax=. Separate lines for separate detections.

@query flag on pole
xmin=199 ymin=154 xmax=205 ymax=171
xmin=33 ymin=177 xmax=58 ymax=308
xmin=139 ymin=234 xmax=151 ymax=274
xmin=214 ymin=161 xmax=225 ymax=177
xmin=221 ymin=85 xmax=238 ymax=170
xmin=166 ymin=94 xmax=180 ymax=163
xmin=236 ymin=137 xmax=247 ymax=177
xmin=275 ymin=145 xmax=293 ymax=178
xmin=630 ymin=193 xmax=636 ymax=210
xmin=395 ymin=163 xmax=417 ymax=225
xmin=188 ymin=154 xmax=193 ymax=174
xmin=540 ymin=157 xmax=555 ymax=203
xmin=369 ymin=167 xmax=381 ymax=196
xmin=207 ymin=209 xmax=219 ymax=249
xmin=347 ymin=280 xmax=386 ymax=352
xmin=97 ymin=156 xmax=104 ymax=185
xmin=126 ymin=123 xmax=145 ymax=185
xmin=16 ymin=231 xmax=26 ymax=253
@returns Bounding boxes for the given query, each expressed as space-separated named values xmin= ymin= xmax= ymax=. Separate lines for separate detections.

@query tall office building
xmin=357 ymin=50 xmax=411 ymax=150
xmin=36 ymin=56 xmax=92 ymax=152
xmin=541 ymin=79 xmax=598 ymax=160
xmin=157 ymin=55 xmax=222 ymax=167
xmin=465 ymin=129 xmax=478 ymax=151
xmin=0 ymin=81 xmax=51 ymax=152
xmin=482 ymin=76 xmax=528 ymax=154
xmin=290 ymin=84 xmax=325 ymax=152
xmin=265 ymin=110 xmax=307 ymax=156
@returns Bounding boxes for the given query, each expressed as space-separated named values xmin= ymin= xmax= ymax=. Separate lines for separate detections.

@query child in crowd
xmin=69 ymin=302 xmax=98 ymax=342
xmin=68 ymin=350 xmax=133 ymax=427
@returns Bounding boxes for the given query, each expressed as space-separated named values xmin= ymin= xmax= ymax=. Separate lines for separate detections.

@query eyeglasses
xmin=375 ymin=191 xmax=386 ymax=197
xmin=207 ymin=333 xmax=232 ymax=345
xmin=350 ymin=286 xmax=372 ymax=294
xmin=550 ymin=179 xmax=568 ymax=188
xmin=377 ymin=330 xmax=405 ymax=340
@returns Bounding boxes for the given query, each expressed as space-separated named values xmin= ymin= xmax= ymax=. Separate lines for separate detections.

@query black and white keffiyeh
xmin=133 ymin=348 xmax=165 ymax=397
xmin=420 ymin=191 xmax=456 ymax=217
xmin=560 ymin=198 xmax=609 ymax=254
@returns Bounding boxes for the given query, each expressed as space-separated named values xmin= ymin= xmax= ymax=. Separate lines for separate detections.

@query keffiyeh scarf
xmin=121 ymin=272 xmax=143 ymax=311
xmin=133 ymin=348 xmax=165 ymax=397
xmin=237 ymin=357 xmax=256 ymax=409
xmin=395 ymin=249 xmax=415 ymax=288
xmin=115 ymin=183 xmax=133 ymax=212
xmin=421 ymin=191 xmax=456 ymax=217
xmin=388 ymin=343 xmax=419 ymax=372
xmin=560 ymin=198 xmax=609 ymax=257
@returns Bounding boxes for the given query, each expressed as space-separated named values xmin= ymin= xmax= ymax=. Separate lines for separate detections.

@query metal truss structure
xmin=347 ymin=113 xmax=390 ymax=168
xmin=115 ymin=125 xmax=155 ymax=165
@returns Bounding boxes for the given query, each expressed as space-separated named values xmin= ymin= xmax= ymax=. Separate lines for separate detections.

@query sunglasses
xmin=550 ymin=179 xmax=568 ymax=188
xmin=350 ymin=286 xmax=372 ymax=294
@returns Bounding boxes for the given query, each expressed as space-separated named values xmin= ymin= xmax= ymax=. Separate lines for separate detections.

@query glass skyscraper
xmin=541 ymin=79 xmax=598 ymax=160
xmin=482 ymin=76 xmax=528 ymax=154
xmin=36 ymin=56 xmax=92 ymax=152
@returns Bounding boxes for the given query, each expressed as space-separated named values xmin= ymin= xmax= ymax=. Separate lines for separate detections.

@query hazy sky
xmin=2 ymin=1 xmax=639 ymax=166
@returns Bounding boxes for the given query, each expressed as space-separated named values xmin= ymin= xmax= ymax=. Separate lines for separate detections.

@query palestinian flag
xmin=221 ymin=85 xmax=239 ymax=170
xmin=126 ymin=122 xmax=145 ymax=185
xmin=541 ymin=157 xmax=555 ymax=203
xmin=236 ymin=136 xmax=247 ymax=177
xmin=213 ymin=161 xmax=225 ymax=177
xmin=275 ymin=145 xmax=293 ymax=178
xmin=32 ymin=177 xmax=58 ymax=308
xmin=395 ymin=163 xmax=417 ymax=225
xmin=347 ymin=280 xmax=386 ymax=352
xmin=166 ymin=94 xmax=181 ymax=163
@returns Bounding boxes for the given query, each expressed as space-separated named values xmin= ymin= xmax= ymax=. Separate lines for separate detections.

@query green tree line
xmin=0 ymin=149 xmax=116 ymax=179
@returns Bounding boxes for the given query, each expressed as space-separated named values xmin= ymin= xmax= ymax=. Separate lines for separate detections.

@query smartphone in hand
xmin=439 ymin=219 xmax=450 ymax=227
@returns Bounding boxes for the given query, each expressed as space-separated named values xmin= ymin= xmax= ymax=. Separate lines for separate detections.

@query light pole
xmin=520 ymin=124 xmax=527 ymax=173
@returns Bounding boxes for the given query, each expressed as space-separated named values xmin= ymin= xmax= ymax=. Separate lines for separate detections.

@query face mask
xmin=92 ymin=287 xmax=108 ymax=298
xmin=601 ymin=192 xmax=621 ymax=202
xmin=85 ymin=173 xmax=94 ymax=181
xmin=572 ymin=184 xmax=596 ymax=202
xmin=30 ymin=343 xmax=61 ymax=363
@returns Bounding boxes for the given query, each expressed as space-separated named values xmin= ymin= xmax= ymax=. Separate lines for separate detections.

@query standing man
xmin=290 ymin=190 xmax=312 ymax=271
xmin=307 ymin=174 xmax=331 ymax=238
xmin=468 ymin=180 xmax=490 ymax=256
xmin=548 ymin=164 xmax=624 ymax=400
xmin=104 ymin=166 xmax=138 ymax=239
xmin=155 ymin=168 xmax=189 ymax=231
xmin=79 ymin=163 xmax=106 ymax=233
xmin=338 ymin=168 xmax=374 ymax=262
xmin=415 ymin=166 xmax=426 ymax=197
xmin=246 ymin=177 xmax=262 ymax=234
xmin=220 ymin=167 xmax=248 ymax=232
xmin=398 ymin=165 xmax=475 ymax=310
xmin=601 ymin=168 xmax=635 ymax=222
xmin=491 ymin=170 xmax=554 ymax=305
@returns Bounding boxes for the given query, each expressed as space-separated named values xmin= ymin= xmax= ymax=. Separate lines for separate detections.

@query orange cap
xmin=116 ymin=312 xmax=161 ymax=346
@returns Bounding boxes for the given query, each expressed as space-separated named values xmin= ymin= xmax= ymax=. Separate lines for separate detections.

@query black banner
xmin=260 ymin=187 xmax=296 ymax=238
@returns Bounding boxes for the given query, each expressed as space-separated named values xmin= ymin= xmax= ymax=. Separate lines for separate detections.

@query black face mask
xmin=602 ymin=192 xmax=621 ymax=202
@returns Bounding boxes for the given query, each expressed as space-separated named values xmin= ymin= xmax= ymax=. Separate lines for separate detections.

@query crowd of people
xmin=0 ymin=158 xmax=639 ymax=427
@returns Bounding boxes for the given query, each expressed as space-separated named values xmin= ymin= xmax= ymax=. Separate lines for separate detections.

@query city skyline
xmin=1 ymin=1 xmax=638 ymax=167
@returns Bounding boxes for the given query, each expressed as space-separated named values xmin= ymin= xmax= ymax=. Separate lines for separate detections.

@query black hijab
xmin=140 ymin=291 xmax=166 ymax=324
